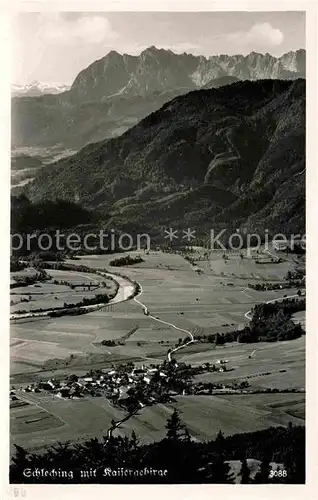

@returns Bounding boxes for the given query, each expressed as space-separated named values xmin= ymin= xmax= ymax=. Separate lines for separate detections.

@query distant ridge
xmin=12 ymin=48 xmax=305 ymax=148
xmin=70 ymin=47 xmax=305 ymax=100
xmin=25 ymin=79 xmax=305 ymax=236
xmin=12 ymin=81 xmax=70 ymax=97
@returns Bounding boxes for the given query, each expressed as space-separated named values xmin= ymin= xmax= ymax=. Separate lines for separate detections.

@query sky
xmin=12 ymin=11 xmax=305 ymax=85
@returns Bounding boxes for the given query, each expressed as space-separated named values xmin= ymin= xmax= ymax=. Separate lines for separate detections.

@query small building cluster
xmin=17 ymin=359 xmax=234 ymax=411
xmin=20 ymin=364 xmax=172 ymax=411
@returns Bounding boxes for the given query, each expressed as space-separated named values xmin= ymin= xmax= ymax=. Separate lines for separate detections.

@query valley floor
xmin=10 ymin=249 xmax=305 ymax=454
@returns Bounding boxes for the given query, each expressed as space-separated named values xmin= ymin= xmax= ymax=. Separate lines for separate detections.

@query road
xmin=133 ymin=285 xmax=195 ymax=361
xmin=105 ymin=275 xmax=301 ymax=439
xmin=104 ymin=284 xmax=196 ymax=441
xmin=12 ymin=261 xmax=305 ymax=444
xmin=244 ymin=293 xmax=301 ymax=320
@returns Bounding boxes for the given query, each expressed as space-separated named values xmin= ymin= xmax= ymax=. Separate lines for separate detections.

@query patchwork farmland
xmin=10 ymin=249 xmax=305 ymax=454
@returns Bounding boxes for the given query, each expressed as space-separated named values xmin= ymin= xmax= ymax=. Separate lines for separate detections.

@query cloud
xmin=37 ymin=13 xmax=118 ymax=45
xmin=226 ymin=22 xmax=284 ymax=49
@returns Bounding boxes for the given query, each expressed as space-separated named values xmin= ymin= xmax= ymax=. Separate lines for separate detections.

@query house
xmin=131 ymin=368 xmax=145 ymax=377
xmin=39 ymin=380 xmax=55 ymax=390
xmin=273 ymin=239 xmax=304 ymax=251
xmin=272 ymin=240 xmax=289 ymax=251
xmin=57 ymin=387 xmax=70 ymax=398
xmin=147 ymin=368 xmax=158 ymax=374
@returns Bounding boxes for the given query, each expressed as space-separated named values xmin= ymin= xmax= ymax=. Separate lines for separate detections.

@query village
xmin=11 ymin=356 xmax=304 ymax=417
xmin=11 ymin=359 xmax=235 ymax=411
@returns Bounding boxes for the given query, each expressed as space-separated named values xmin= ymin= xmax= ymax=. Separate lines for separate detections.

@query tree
xmin=208 ymin=459 xmax=234 ymax=483
xmin=165 ymin=409 xmax=185 ymax=440
xmin=240 ymin=458 xmax=251 ymax=484
xmin=215 ymin=333 xmax=225 ymax=345
xmin=130 ymin=430 xmax=139 ymax=450
xmin=215 ymin=430 xmax=225 ymax=445
xmin=208 ymin=432 xmax=234 ymax=484
xmin=254 ymin=456 xmax=271 ymax=483
xmin=183 ymin=428 xmax=192 ymax=443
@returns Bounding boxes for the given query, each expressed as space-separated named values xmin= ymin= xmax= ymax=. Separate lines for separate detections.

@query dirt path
xmin=133 ymin=285 xmax=195 ymax=361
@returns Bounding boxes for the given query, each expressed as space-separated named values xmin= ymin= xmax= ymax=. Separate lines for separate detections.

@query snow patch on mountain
xmin=12 ymin=81 xmax=71 ymax=97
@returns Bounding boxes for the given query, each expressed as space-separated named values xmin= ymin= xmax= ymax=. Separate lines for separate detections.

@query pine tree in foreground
xmin=165 ymin=408 xmax=185 ymax=440
xmin=254 ymin=456 xmax=271 ymax=483
xmin=240 ymin=458 xmax=251 ymax=484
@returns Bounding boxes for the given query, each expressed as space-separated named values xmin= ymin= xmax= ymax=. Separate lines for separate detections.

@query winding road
xmin=12 ymin=263 xmax=305 ymax=443
xmin=244 ymin=293 xmax=301 ymax=320
xmin=134 ymin=285 xmax=195 ymax=361
xmin=105 ymin=283 xmax=304 ymax=442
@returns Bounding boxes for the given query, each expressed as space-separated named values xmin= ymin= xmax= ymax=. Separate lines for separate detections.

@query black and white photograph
xmin=5 ymin=2 xmax=315 ymax=491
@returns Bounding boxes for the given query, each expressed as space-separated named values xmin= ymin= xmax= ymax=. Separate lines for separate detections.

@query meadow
xmin=10 ymin=269 xmax=115 ymax=313
xmin=10 ymin=250 xmax=303 ymax=373
xmin=10 ymin=249 xmax=305 ymax=453
xmin=10 ymin=389 xmax=305 ymax=455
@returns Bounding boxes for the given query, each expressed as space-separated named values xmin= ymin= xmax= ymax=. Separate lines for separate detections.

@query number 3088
xmin=269 ymin=469 xmax=287 ymax=478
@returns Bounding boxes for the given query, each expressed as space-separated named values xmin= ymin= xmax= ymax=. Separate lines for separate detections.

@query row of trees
xmin=248 ymin=282 xmax=304 ymax=291
xmin=192 ymin=298 xmax=305 ymax=345
xmin=248 ymin=298 xmax=305 ymax=342
xmin=15 ymin=293 xmax=110 ymax=316
xmin=10 ymin=410 xmax=305 ymax=483
xmin=109 ymin=255 xmax=144 ymax=267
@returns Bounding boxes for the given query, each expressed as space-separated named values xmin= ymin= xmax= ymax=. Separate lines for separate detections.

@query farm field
xmin=10 ymin=269 xmax=115 ymax=313
xmin=11 ymin=402 xmax=64 ymax=435
xmin=10 ymin=249 xmax=305 ymax=454
xmin=293 ymin=310 xmax=306 ymax=328
xmin=170 ymin=393 xmax=305 ymax=439
xmin=188 ymin=336 xmax=305 ymax=390
xmin=10 ymin=391 xmax=128 ymax=454
xmin=10 ymin=390 xmax=305 ymax=455
xmin=11 ymin=251 xmax=304 ymax=373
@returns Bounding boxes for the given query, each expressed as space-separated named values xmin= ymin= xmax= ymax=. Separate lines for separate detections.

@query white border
xmin=1 ymin=1 xmax=317 ymax=499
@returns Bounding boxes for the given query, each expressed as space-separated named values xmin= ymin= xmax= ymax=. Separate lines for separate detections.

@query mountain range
xmin=24 ymin=78 xmax=305 ymax=237
xmin=12 ymin=47 xmax=305 ymax=149
xmin=11 ymin=81 xmax=71 ymax=98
